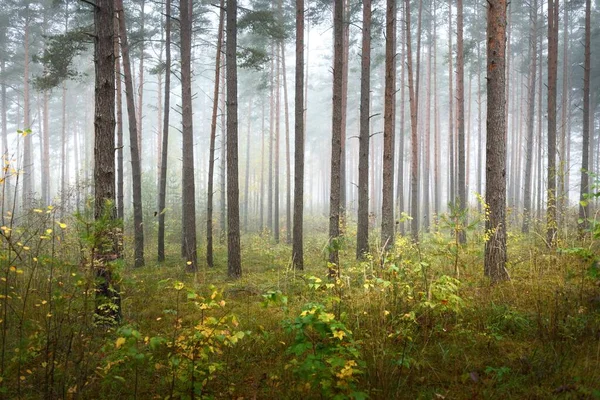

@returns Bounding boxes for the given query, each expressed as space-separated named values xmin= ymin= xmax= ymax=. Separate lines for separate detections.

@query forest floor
xmin=1 ymin=213 xmax=600 ymax=399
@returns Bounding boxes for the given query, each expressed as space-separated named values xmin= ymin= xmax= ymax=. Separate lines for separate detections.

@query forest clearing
xmin=1 ymin=0 xmax=599 ymax=398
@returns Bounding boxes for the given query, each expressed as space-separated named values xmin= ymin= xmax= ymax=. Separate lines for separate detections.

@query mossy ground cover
xmin=1 ymin=211 xmax=599 ymax=399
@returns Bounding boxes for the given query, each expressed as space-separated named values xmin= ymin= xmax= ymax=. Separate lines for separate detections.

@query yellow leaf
xmin=332 ymin=330 xmax=346 ymax=340
xmin=33 ymin=209 xmax=43 ymax=213
xmin=58 ymin=222 xmax=67 ymax=229
xmin=9 ymin=266 xmax=16 ymax=272
xmin=115 ymin=337 xmax=126 ymax=349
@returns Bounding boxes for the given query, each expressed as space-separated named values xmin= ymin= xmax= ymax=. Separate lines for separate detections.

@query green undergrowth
xmin=1 ymin=210 xmax=599 ymax=399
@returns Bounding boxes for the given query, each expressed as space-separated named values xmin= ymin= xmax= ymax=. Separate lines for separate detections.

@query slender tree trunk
xmin=406 ymin=0 xmax=419 ymax=240
xmin=397 ymin=1 xmax=406 ymax=234
xmin=116 ymin=0 xmax=145 ymax=268
xmin=157 ymin=0 xmax=172 ymax=262
xmin=42 ymin=90 xmax=49 ymax=204
xmin=423 ymin=16 xmax=431 ymax=233
xmin=180 ymin=0 xmax=197 ymax=270
xmin=578 ymin=0 xmax=591 ymax=233
xmin=268 ymin=48 xmax=274 ymax=233
xmin=293 ymin=0 xmax=305 ymax=269
xmin=546 ymin=0 xmax=559 ymax=246
xmin=433 ymin=0 xmax=440 ymax=220
xmin=226 ymin=0 xmax=242 ymax=278
xmin=356 ymin=0 xmax=371 ymax=259
xmin=381 ymin=0 xmax=396 ymax=249
xmin=281 ymin=45 xmax=292 ymax=244
xmin=136 ymin=0 xmax=145 ymax=160
xmin=243 ymin=98 xmax=252 ymax=231
xmin=329 ymin=0 xmax=344 ymax=276
xmin=447 ymin=1 xmax=455 ymax=210
xmin=559 ymin=6 xmax=569 ymax=223
xmin=94 ymin=0 xmax=121 ymax=323
xmin=536 ymin=20 xmax=544 ymax=220
xmin=522 ymin=0 xmax=537 ymax=233
xmin=206 ymin=0 xmax=224 ymax=266
xmin=219 ymin=70 xmax=227 ymax=243
xmin=22 ymin=18 xmax=32 ymax=210
xmin=456 ymin=0 xmax=467 ymax=243
xmin=484 ymin=0 xmax=510 ymax=282
xmin=340 ymin=0 xmax=349 ymax=216
xmin=61 ymin=84 xmax=67 ymax=212
xmin=260 ymin=99 xmax=265 ymax=232
xmin=1 ymin=57 xmax=7 ymax=160
xmin=114 ymin=15 xmax=125 ymax=221
xmin=274 ymin=43 xmax=281 ymax=243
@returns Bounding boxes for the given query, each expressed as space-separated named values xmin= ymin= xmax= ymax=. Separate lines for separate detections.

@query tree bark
xmin=281 ymin=44 xmax=292 ymax=244
xmin=522 ymin=0 xmax=537 ymax=233
xmin=578 ymin=0 xmax=591 ymax=233
xmin=456 ymin=0 xmax=467 ymax=243
xmin=22 ymin=17 xmax=32 ymax=210
xmin=293 ymin=0 xmax=305 ymax=269
xmin=329 ymin=0 xmax=344 ymax=277
xmin=546 ymin=0 xmax=559 ymax=246
xmin=484 ymin=0 xmax=510 ymax=283
xmin=205 ymin=0 xmax=224 ymax=266
xmin=180 ymin=0 xmax=197 ymax=271
xmin=448 ymin=0 xmax=455 ymax=210
xmin=94 ymin=0 xmax=121 ymax=323
xmin=116 ymin=0 xmax=145 ymax=268
xmin=226 ymin=0 xmax=242 ymax=278
xmin=157 ymin=0 xmax=172 ymax=262
xmin=356 ymin=0 xmax=371 ymax=259
xmin=381 ymin=0 xmax=396 ymax=250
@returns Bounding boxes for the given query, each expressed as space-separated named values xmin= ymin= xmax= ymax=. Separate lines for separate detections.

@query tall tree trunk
xmin=484 ymin=0 xmax=510 ymax=282
xmin=397 ymin=1 xmax=406 ymax=234
xmin=116 ymin=0 xmax=145 ymax=268
xmin=329 ymin=0 xmax=344 ymax=277
xmin=456 ymin=0 xmax=467 ymax=243
xmin=433 ymin=0 xmax=440 ymax=220
xmin=293 ymin=0 xmax=305 ymax=269
xmin=94 ymin=0 xmax=121 ymax=323
xmin=448 ymin=1 xmax=455 ymax=209
xmin=546 ymin=0 xmax=559 ymax=246
xmin=219 ymin=70 xmax=227 ymax=243
xmin=180 ymin=0 xmax=197 ymax=270
xmin=260 ymin=99 xmax=265 ymax=232
xmin=281 ymin=45 xmax=292 ymax=244
xmin=356 ymin=0 xmax=371 ymax=259
xmin=42 ymin=90 xmax=49 ymax=204
xmin=1 ymin=57 xmax=7 ymax=160
xmin=157 ymin=0 xmax=172 ymax=262
xmin=536 ymin=21 xmax=543 ymax=220
xmin=381 ymin=0 xmax=396 ymax=250
xmin=136 ymin=0 xmax=145 ymax=160
xmin=406 ymin=0 xmax=419 ymax=240
xmin=268 ymin=48 xmax=274 ymax=233
xmin=522 ymin=0 xmax=537 ymax=233
xmin=205 ymin=0 xmax=224 ymax=266
xmin=559 ymin=6 xmax=569 ymax=224
xmin=578 ymin=0 xmax=591 ymax=233
xmin=61 ymin=84 xmax=68 ymax=213
xmin=274 ymin=42 xmax=281 ymax=243
xmin=226 ymin=0 xmax=242 ymax=278
xmin=115 ymin=12 xmax=124 ymax=221
xmin=243 ymin=98 xmax=252 ymax=231
xmin=423 ymin=14 xmax=431 ymax=233
xmin=22 ymin=18 xmax=32 ymax=210
xmin=339 ymin=0 xmax=349 ymax=217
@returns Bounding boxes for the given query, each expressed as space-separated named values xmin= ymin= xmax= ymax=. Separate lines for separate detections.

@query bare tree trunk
xmin=260 ymin=99 xmax=265 ymax=232
xmin=22 ymin=18 xmax=32 ymax=210
xmin=356 ymin=0 xmax=371 ymax=259
xmin=397 ymin=1 xmax=406 ymax=234
xmin=546 ymin=0 xmax=559 ymax=246
xmin=381 ymin=0 xmax=396 ymax=249
xmin=157 ymin=0 xmax=172 ymax=262
xmin=433 ymin=0 xmax=440 ymax=220
xmin=136 ymin=0 xmax=145 ymax=161
xmin=42 ymin=90 xmax=49 ymax=204
xmin=329 ymin=0 xmax=344 ymax=276
xmin=206 ymin=0 xmax=224 ymax=265
xmin=559 ymin=6 xmax=569 ymax=224
xmin=268 ymin=48 xmax=274 ymax=233
xmin=94 ymin=0 xmax=121 ymax=323
xmin=293 ymin=0 xmax=305 ymax=269
xmin=536 ymin=22 xmax=543 ymax=221
xmin=406 ymin=0 xmax=419 ymax=240
xmin=484 ymin=0 xmax=510 ymax=283
xmin=281 ymin=45 xmax=292 ymax=244
xmin=116 ymin=0 xmax=145 ymax=268
xmin=578 ymin=0 xmax=591 ymax=233
xmin=522 ymin=0 xmax=537 ymax=233
xmin=274 ymin=43 xmax=281 ymax=243
xmin=61 ymin=84 xmax=67 ymax=213
xmin=340 ymin=0 xmax=349 ymax=217
xmin=115 ymin=14 xmax=125 ymax=221
xmin=179 ymin=0 xmax=197 ymax=270
xmin=456 ymin=0 xmax=467 ymax=243
xmin=243 ymin=98 xmax=252 ymax=231
xmin=219 ymin=69 xmax=227 ymax=243
xmin=226 ymin=0 xmax=242 ymax=278
xmin=423 ymin=16 xmax=431 ymax=233
xmin=1 ymin=57 xmax=7 ymax=161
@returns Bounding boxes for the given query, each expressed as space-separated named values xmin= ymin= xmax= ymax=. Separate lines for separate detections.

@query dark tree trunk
xmin=484 ymin=0 xmax=510 ymax=283
xmin=94 ymin=0 xmax=121 ymax=323
xmin=227 ymin=0 xmax=242 ymax=278
xmin=180 ymin=0 xmax=198 ymax=271
xmin=206 ymin=0 xmax=224 ymax=266
xmin=356 ymin=0 xmax=371 ymax=259
xmin=158 ymin=0 xmax=172 ymax=262
xmin=456 ymin=0 xmax=467 ymax=243
xmin=115 ymin=13 xmax=124 ymax=222
xmin=522 ymin=0 xmax=537 ymax=233
xmin=22 ymin=19 xmax=32 ymax=210
xmin=405 ymin=0 xmax=419 ymax=240
xmin=329 ymin=0 xmax=344 ymax=277
xmin=293 ymin=0 xmax=305 ymax=269
xmin=116 ymin=0 xmax=145 ymax=268
xmin=281 ymin=45 xmax=292 ymax=244
xmin=381 ymin=0 xmax=396 ymax=250
xmin=546 ymin=0 xmax=559 ymax=246
xmin=448 ymin=1 xmax=455 ymax=210
xmin=243 ymin=99 xmax=252 ymax=231
xmin=578 ymin=0 xmax=591 ymax=233
xmin=274 ymin=43 xmax=281 ymax=243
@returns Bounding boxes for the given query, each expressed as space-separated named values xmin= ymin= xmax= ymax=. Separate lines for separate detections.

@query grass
xmin=1 ymin=210 xmax=599 ymax=399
